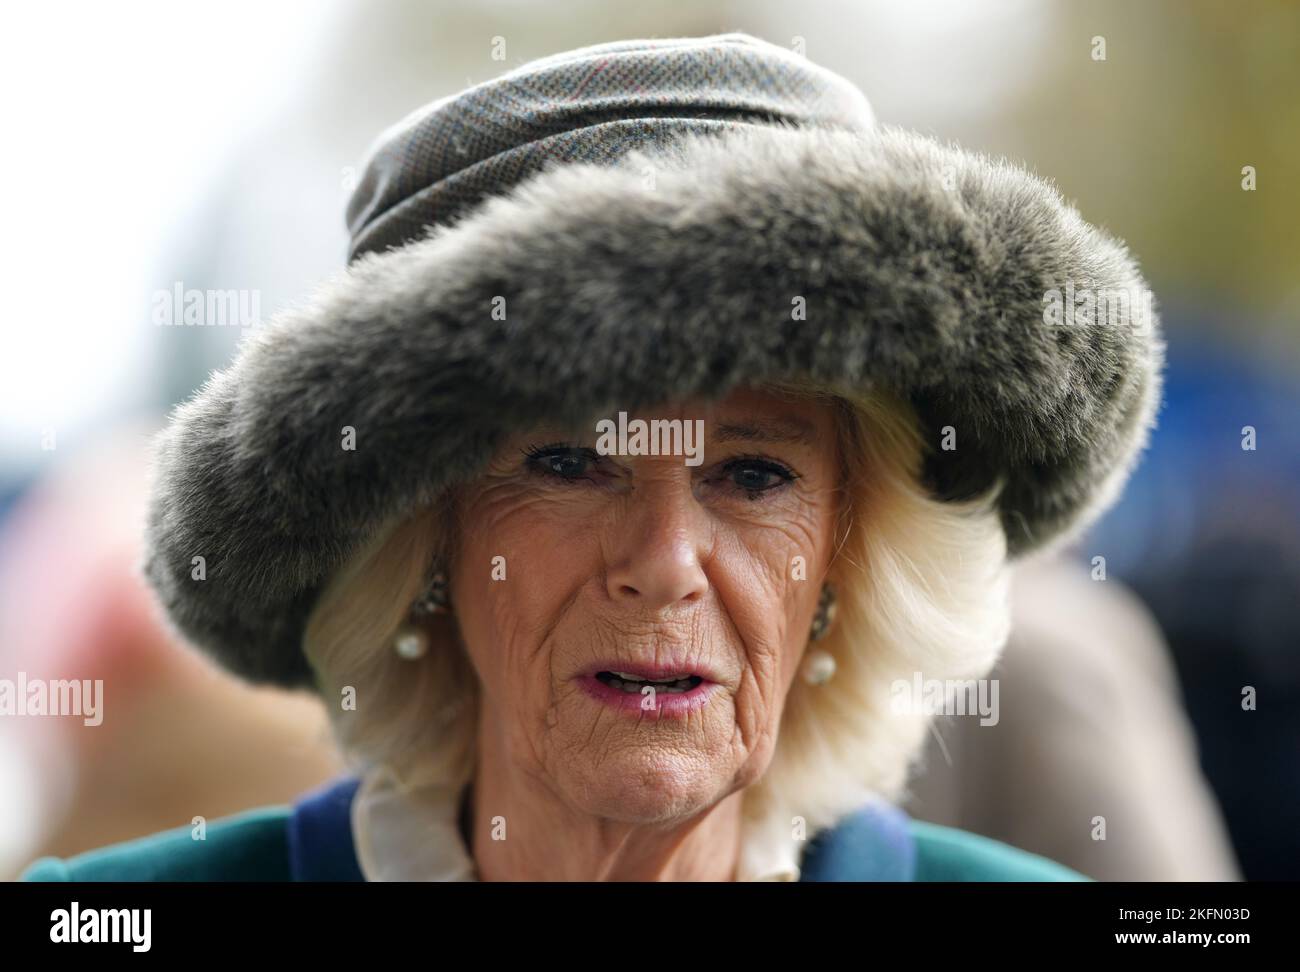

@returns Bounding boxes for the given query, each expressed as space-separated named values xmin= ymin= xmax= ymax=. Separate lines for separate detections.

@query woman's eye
xmin=522 ymin=444 xmax=603 ymax=482
xmin=720 ymin=457 xmax=798 ymax=497
xmin=520 ymin=446 xmax=796 ymax=497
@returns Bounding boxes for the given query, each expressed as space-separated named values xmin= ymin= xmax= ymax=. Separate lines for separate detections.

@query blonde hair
xmin=303 ymin=382 xmax=1009 ymax=832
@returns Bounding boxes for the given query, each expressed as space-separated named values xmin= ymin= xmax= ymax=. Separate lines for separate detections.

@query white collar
xmin=352 ymin=765 xmax=802 ymax=882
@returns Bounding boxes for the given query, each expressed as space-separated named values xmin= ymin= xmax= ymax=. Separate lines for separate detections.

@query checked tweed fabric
xmin=345 ymin=33 xmax=875 ymax=259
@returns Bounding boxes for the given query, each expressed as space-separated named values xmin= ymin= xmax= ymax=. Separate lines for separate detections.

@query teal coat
xmin=22 ymin=776 xmax=1086 ymax=882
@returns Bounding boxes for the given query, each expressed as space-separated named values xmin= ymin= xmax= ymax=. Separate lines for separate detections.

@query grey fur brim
xmin=144 ymin=124 xmax=1163 ymax=689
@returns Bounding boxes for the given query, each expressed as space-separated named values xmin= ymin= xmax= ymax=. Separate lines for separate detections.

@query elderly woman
xmin=23 ymin=34 xmax=1160 ymax=882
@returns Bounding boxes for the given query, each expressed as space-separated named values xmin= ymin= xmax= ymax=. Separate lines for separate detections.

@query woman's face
xmin=450 ymin=387 xmax=842 ymax=823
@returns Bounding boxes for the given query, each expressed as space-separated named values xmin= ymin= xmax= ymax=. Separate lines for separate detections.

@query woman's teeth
xmin=597 ymin=672 xmax=703 ymax=694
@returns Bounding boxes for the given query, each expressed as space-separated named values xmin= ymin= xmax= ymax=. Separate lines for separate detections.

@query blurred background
xmin=2 ymin=0 xmax=1296 ymax=880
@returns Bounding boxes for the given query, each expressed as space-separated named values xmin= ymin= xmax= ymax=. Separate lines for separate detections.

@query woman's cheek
xmin=454 ymin=493 xmax=597 ymax=679
xmin=718 ymin=517 xmax=831 ymax=694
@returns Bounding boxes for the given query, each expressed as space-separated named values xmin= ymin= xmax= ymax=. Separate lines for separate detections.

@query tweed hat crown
xmin=144 ymin=33 xmax=1163 ymax=688
xmin=345 ymin=34 xmax=874 ymax=259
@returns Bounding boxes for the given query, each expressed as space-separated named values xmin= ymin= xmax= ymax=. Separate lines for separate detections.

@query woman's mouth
xmin=595 ymin=671 xmax=704 ymax=694
xmin=577 ymin=665 xmax=717 ymax=717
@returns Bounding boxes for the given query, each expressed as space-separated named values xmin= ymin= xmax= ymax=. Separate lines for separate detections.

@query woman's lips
xmin=576 ymin=664 xmax=719 ymax=718
xmin=579 ymin=661 xmax=719 ymax=683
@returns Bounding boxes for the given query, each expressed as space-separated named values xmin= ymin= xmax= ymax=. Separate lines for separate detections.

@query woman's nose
xmin=604 ymin=483 xmax=710 ymax=611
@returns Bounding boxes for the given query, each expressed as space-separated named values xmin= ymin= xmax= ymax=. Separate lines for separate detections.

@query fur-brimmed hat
xmin=143 ymin=33 xmax=1163 ymax=689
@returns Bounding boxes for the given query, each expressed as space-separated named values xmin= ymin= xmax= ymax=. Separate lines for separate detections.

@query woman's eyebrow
xmin=516 ymin=422 xmax=593 ymax=443
xmin=710 ymin=416 xmax=817 ymax=445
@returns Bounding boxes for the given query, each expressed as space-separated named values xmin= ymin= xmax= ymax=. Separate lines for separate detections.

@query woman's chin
xmin=558 ymin=751 xmax=727 ymax=823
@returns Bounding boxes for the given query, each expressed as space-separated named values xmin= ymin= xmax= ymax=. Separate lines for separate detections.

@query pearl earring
xmin=393 ymin=624 xmax=428 ymax=660
xmin=801 ymin=649 xmax=836 ymax=686
xmin=802 ymin=584 xmax=838 ymax=686
xmin=393 ymin=561 xmax=450 ymax=660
